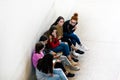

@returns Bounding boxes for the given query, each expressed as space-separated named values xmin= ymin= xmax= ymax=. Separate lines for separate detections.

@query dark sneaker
xmin=72 ymin=57 xmax=79 ymax=62
xmin=66 ymin=73 xmax=75 ymax=77
xmin=75 ymin=49 xmax=84 ymax=54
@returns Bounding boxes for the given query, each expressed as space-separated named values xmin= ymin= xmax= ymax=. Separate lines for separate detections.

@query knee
xmin=61 ymin=42 xmax=69 ymax=47
xmin=71 ymin=33 xmax=77 ymax=38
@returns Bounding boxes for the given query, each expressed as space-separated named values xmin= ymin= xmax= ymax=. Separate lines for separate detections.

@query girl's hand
xmin=56 ymin=59 xmax=61 ymax=62
xmin=54 ymin=55 xmax=60 ymax=59
xmin=49 ymin=35 xmax=52 ymax=39
xmin=52 ymin=31 xmax=57 ymax=38
xmin=58 ymin=36 xmax=62 ymax=40
xmin=72 ymin=26 xmax=77 ymax=30
xmin=49 ymin=35 xmax=52 ymax=42
xmin=49 ymin=73 xmax=53 ymax=77
xmin=51 ymin=51 xmax=57 ymax=56
xmin=54 ymin=34 xmax=57 ymax=38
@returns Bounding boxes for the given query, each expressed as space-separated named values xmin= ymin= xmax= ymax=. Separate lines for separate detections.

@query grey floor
xmin=68 ymin=39 xmax=120 ymax=80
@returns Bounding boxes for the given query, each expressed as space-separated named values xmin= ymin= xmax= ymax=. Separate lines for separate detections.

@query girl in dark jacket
xmin=63 ymin=13 xmax=88 ymax=51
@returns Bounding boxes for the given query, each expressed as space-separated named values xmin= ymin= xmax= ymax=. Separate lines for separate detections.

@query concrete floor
xmin=68 ymin=40 xmax=120 ymax=80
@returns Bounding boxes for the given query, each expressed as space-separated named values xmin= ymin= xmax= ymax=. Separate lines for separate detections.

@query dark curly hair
xmin=37 ymin=54 xmax=53 ymax=74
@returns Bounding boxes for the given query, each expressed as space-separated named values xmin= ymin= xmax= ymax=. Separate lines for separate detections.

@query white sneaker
xmin=79 ymin=44 xmax=89 ymax=51
xmin=72 ymin=51 xmax=80 ymax=57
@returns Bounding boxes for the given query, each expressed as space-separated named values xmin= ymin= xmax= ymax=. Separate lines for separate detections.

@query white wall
xmin=74 ymin=0 xmax=120 ymax=43
xmin=0 ymin=0 xmax=76 ymax=80
xmin=74 ymin=0 xmax=120 ymax=80
xmin=0 ymin=0 xmax=56 ymax=80
xmin=55 ymin=0 xmax=120 ymax=43
xmin=0 ymin=0 xmax=120 ymax=80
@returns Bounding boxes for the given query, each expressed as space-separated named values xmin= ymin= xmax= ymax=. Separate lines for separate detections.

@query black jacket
xmin=63 ymin=20 xmax=78 ymax=34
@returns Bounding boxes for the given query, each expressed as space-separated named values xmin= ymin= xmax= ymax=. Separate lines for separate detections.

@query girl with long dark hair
xmin=36 ymin=54 xmax=68 ymax=80
xmin=32 ymin=42 xmax=75 ymax=78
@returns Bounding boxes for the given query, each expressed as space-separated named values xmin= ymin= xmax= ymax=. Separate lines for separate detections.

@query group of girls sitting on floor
xmin=32 ymin=13 xmax=88 ymax=80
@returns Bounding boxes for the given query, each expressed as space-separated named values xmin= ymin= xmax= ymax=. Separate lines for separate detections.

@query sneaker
xmin=72 ymin=57 xmax=79 ymax=62
xmin=70 ymin=66 xmax=80 ymax=71
xmin=79 ymin=44 xmax=89 ymax=51
xmin=72 ymin=52 xmax=80 ymax=58
xmin=70 ymin=60 xmax=78 ymax=66
xmin=66 ymin=73 xmax=75 ymax=77
xmin=75 ymin=49 xmax=84 ymax=54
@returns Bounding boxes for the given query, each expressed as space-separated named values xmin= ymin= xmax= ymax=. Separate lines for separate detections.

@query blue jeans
xmin=63 ymin=32 xmax=81 ymax=46
xmin=36 ymin=68 xmax=68 ymax=80
xmin=52 ymin=42 xmax=70 ymax=56
xmin=60 ymin=55 xmax=71 ymax=66
xmin=36 ymin=68 xmax=60 ymax=80
xmin=47 ymin=73 xmax=60 ymax=80
xmin=51 ymin=68 xmax=68 ymax=80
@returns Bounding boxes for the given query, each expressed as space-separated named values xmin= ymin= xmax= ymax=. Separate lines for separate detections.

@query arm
xmin=63 ymin=21 xmax=70 ymax=33
xmin=72 ymin=26 xmax=77 ymax=32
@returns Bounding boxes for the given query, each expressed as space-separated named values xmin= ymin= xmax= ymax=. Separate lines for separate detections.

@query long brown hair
xmin=35 ymin=42 xmax=44 ymax=53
